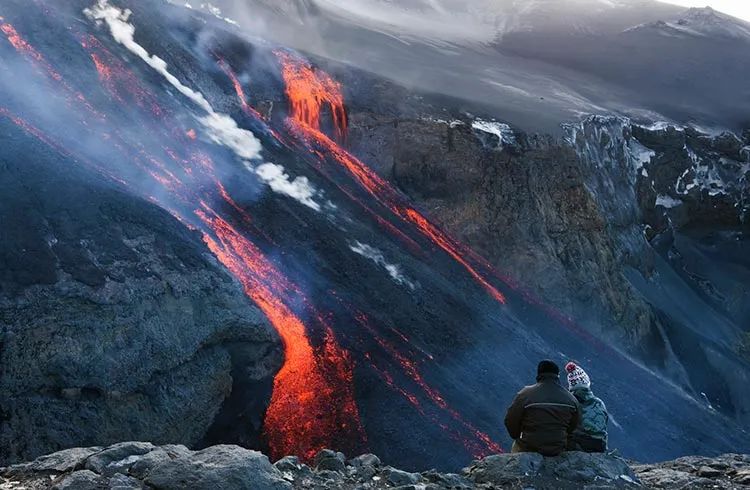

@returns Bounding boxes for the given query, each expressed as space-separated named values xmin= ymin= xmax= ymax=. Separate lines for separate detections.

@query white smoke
xmin=84 ymin=1 xmax=213 ymax=113
xmin=255 ymin=163 xmax=319 ymax=210
xmin=349 ymin=241 xmax=415 ymax=289
xmin=84 ymin=0 xmax=321 ymax=211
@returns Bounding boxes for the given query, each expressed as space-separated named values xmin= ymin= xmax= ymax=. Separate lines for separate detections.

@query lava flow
xmin=276 ymin=51 xmax=507 ymax=305
xmin=197 ymin=207 xmax=366 ymax=460
xmin=3 ymin=17 xmax=365 ymax=462
xmin=276 ymin=51 xmax=348 ymax=142
xmin=355 ymin=313 xmax=502 ymax=457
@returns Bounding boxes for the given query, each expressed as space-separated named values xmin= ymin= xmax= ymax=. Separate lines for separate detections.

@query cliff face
xmin=344 ymin=105 xmax=750 ymax=425
xmin=0 ymin=130 xmax=283 ymax=464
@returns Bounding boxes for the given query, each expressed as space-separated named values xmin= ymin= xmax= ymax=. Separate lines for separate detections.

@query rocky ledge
xmin=2 ymin=443 xmax=749 ymax=490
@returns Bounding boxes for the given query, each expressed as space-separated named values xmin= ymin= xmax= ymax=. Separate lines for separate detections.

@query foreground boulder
xmin=3 ymin=444 xmax=750 ymax=489
xmin=465 ymin=452 xmax=638 ymax=488
xmin=1 ymin=443 xmax=289 ymax=490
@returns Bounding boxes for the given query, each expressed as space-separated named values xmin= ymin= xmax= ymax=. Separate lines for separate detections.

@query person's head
xmin=565 ymin=362 xmax=591 ymax=391
xmin=537 ymin=359 xmax=560 ymax=379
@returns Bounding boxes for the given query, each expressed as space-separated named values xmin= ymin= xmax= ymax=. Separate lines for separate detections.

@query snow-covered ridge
xmin=564 ymin=115 xmax=749 ymax=222
xmin=626 ymin=6 xmax=750 ymax=40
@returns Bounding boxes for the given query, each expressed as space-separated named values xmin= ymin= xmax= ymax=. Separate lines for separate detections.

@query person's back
xmin=565 ymin=362 xmax=608 ymax=453
xmin=504 ymin=360 xmax=581 ymax=456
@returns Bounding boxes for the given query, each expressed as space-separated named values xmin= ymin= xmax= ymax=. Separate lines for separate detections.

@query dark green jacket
xmin=504 ymin=373 xmax=581 ymax=456
xmin=571 ymin=387 xmax=608 ymax=447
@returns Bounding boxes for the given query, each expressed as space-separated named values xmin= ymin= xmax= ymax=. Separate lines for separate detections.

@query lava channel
xmin=275 ymin=51 xmax=507 ymax=305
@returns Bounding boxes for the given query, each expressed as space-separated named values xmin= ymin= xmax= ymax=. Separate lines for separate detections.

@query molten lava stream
xmin=5 ymin=21 xmax=366 ymax=461
xmin=355 ymin=313 xmax=502 ymax=456
xmin=197 ymin=207 xmax=366 ymax=460
xmin=275 ymin=51 xmax=506 ymax=304
xmin=215 ymin=57 xmax=264 ymax=121
xmin=275 ymin=51 xmax=347 ymax=142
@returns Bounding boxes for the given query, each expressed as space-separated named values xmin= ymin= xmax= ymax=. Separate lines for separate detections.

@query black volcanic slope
xmin=0 ymin=0 xmax=748 ymax=470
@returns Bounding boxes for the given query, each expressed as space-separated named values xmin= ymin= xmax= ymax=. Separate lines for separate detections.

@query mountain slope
xmin=0 ymin=0 xmax=748 ymax=471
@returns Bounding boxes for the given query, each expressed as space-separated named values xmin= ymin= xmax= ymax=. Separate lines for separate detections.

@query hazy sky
xmin=660 ymin=1 xmax=750 ymax=21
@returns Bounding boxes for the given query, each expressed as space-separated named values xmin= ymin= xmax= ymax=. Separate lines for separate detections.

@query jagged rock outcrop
xmin=0 ymin=140 xmax=283 ymax=464
xmin=4 ymin=443 xmax=749 ymax=489
xmin=345 ymin=105 xmax=750 ymax=426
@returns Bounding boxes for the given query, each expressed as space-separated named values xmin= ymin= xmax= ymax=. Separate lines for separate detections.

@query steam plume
xmin=350 ymin=241 xmax=415 ymax=289
xmin=84 ymin=0 xmax=321 ymax=211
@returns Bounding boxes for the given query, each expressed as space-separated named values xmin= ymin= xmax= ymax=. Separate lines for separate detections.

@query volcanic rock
xmin=15 ymin=443 xmax=750 ymax=489
xmin=314 ymin=450 xmax=347 ymax=472
xmin=0 ymin=148 xmax=283 ymax=465
xmin=143 ymin=445 xmax=290 ymax=490
xmin=383 ymin=467 xmax=422 ymax=486
xmin=51 ymin=470 xmax=104 ymax=490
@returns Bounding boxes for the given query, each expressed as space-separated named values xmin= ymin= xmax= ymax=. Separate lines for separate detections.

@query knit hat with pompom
xmin=565 ymin=362 xmax=591 ymax=391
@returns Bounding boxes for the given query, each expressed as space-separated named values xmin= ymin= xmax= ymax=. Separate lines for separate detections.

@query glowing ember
xmin=1 ymin=21 xmax=102 ymax=118
xmin=80 ymin=34 xmax=164 ymax=117
xmin=216 ymin=58 xmax=264 ymax=120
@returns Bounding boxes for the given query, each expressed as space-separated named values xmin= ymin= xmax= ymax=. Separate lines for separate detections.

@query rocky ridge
xmin=2 ymin=442 xmax=750 ymax=489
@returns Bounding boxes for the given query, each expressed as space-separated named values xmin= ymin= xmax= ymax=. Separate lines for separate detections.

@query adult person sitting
xmin=565 ymin=361 xmax=609 ymax=453
xmin=504 ymin=359 xmax=581 ymax=456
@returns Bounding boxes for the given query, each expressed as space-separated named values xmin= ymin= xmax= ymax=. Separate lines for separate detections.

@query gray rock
xmin=423 ymin=470 xmax=472 ymax=489
xmin=384 ymin=467 xmax=422 ymax=486
xmin=697 ymin=465 xmax=723 ymax=478
xmin=465 ymin=453 xmax=544 ymax=484
xmin=635 ymin=467 xmax=713 ymax=488
xmin=544 ymin=452 xmax=637 ymax=483
xmin=128 ymin=446 xmax=191 ymax=480
xmin=108 ymin=473 xmax=143 ymax=489
xmin=85 ymin=442 xmax=155 ymax=476
xmin=144 ymin=445 xmax=290 ymax=490
xmin=21 ymin=447 xmax=102 ymax=473
xmin=273 ymin=456 xmax=302 ymax=473
xmin=317 ymin=469 xmax=344 ymax=481
xmin=314 ymin=449 xmax=346 ymax=472
xmin=348 ymin=454 xmax=381 ymax=468
xmin=354 ymin=465 xmax=378 ymax=482
xmin=52 ymin=470 xmax=104 ymax=490
xmin=734 ymin=470 xmax=750 ymax=484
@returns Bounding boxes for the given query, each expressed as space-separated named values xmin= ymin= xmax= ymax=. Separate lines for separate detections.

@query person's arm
xmin=504 ymin=391 xmax=525 ymax=440
xmin=567 ymin=397 xmax=582 ymax=435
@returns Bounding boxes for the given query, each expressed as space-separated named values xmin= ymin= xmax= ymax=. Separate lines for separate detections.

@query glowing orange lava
xmin=5 ymin=26 xmax=366 ymax=462
xmin=80 ymin=35 xmax=163 ymax=117
xmin=276 ymin=51 xmax=348 ymax=141
xmin=276 ymin=52 xmax=506 ymax=304
xmin=1 ymin=21 xmax=102 ymax=118
xmin=356 ymin=314 xmax=502 ymax=456
xmin=216 ymin=58 xmax=264 ymax=120
xmin=197 ymin=208 xmax=366 ymax=460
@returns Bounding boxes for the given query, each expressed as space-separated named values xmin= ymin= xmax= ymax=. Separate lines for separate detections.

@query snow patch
xmin=471 ymin=119 xmax=516 ymax=150
xmin=656 ymin=194 xmax=682 ymax=209
xmin=628 ymin=138 xmax=655 ymax=172
xmin=349 ymin=241 xmax=415 ymax=289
